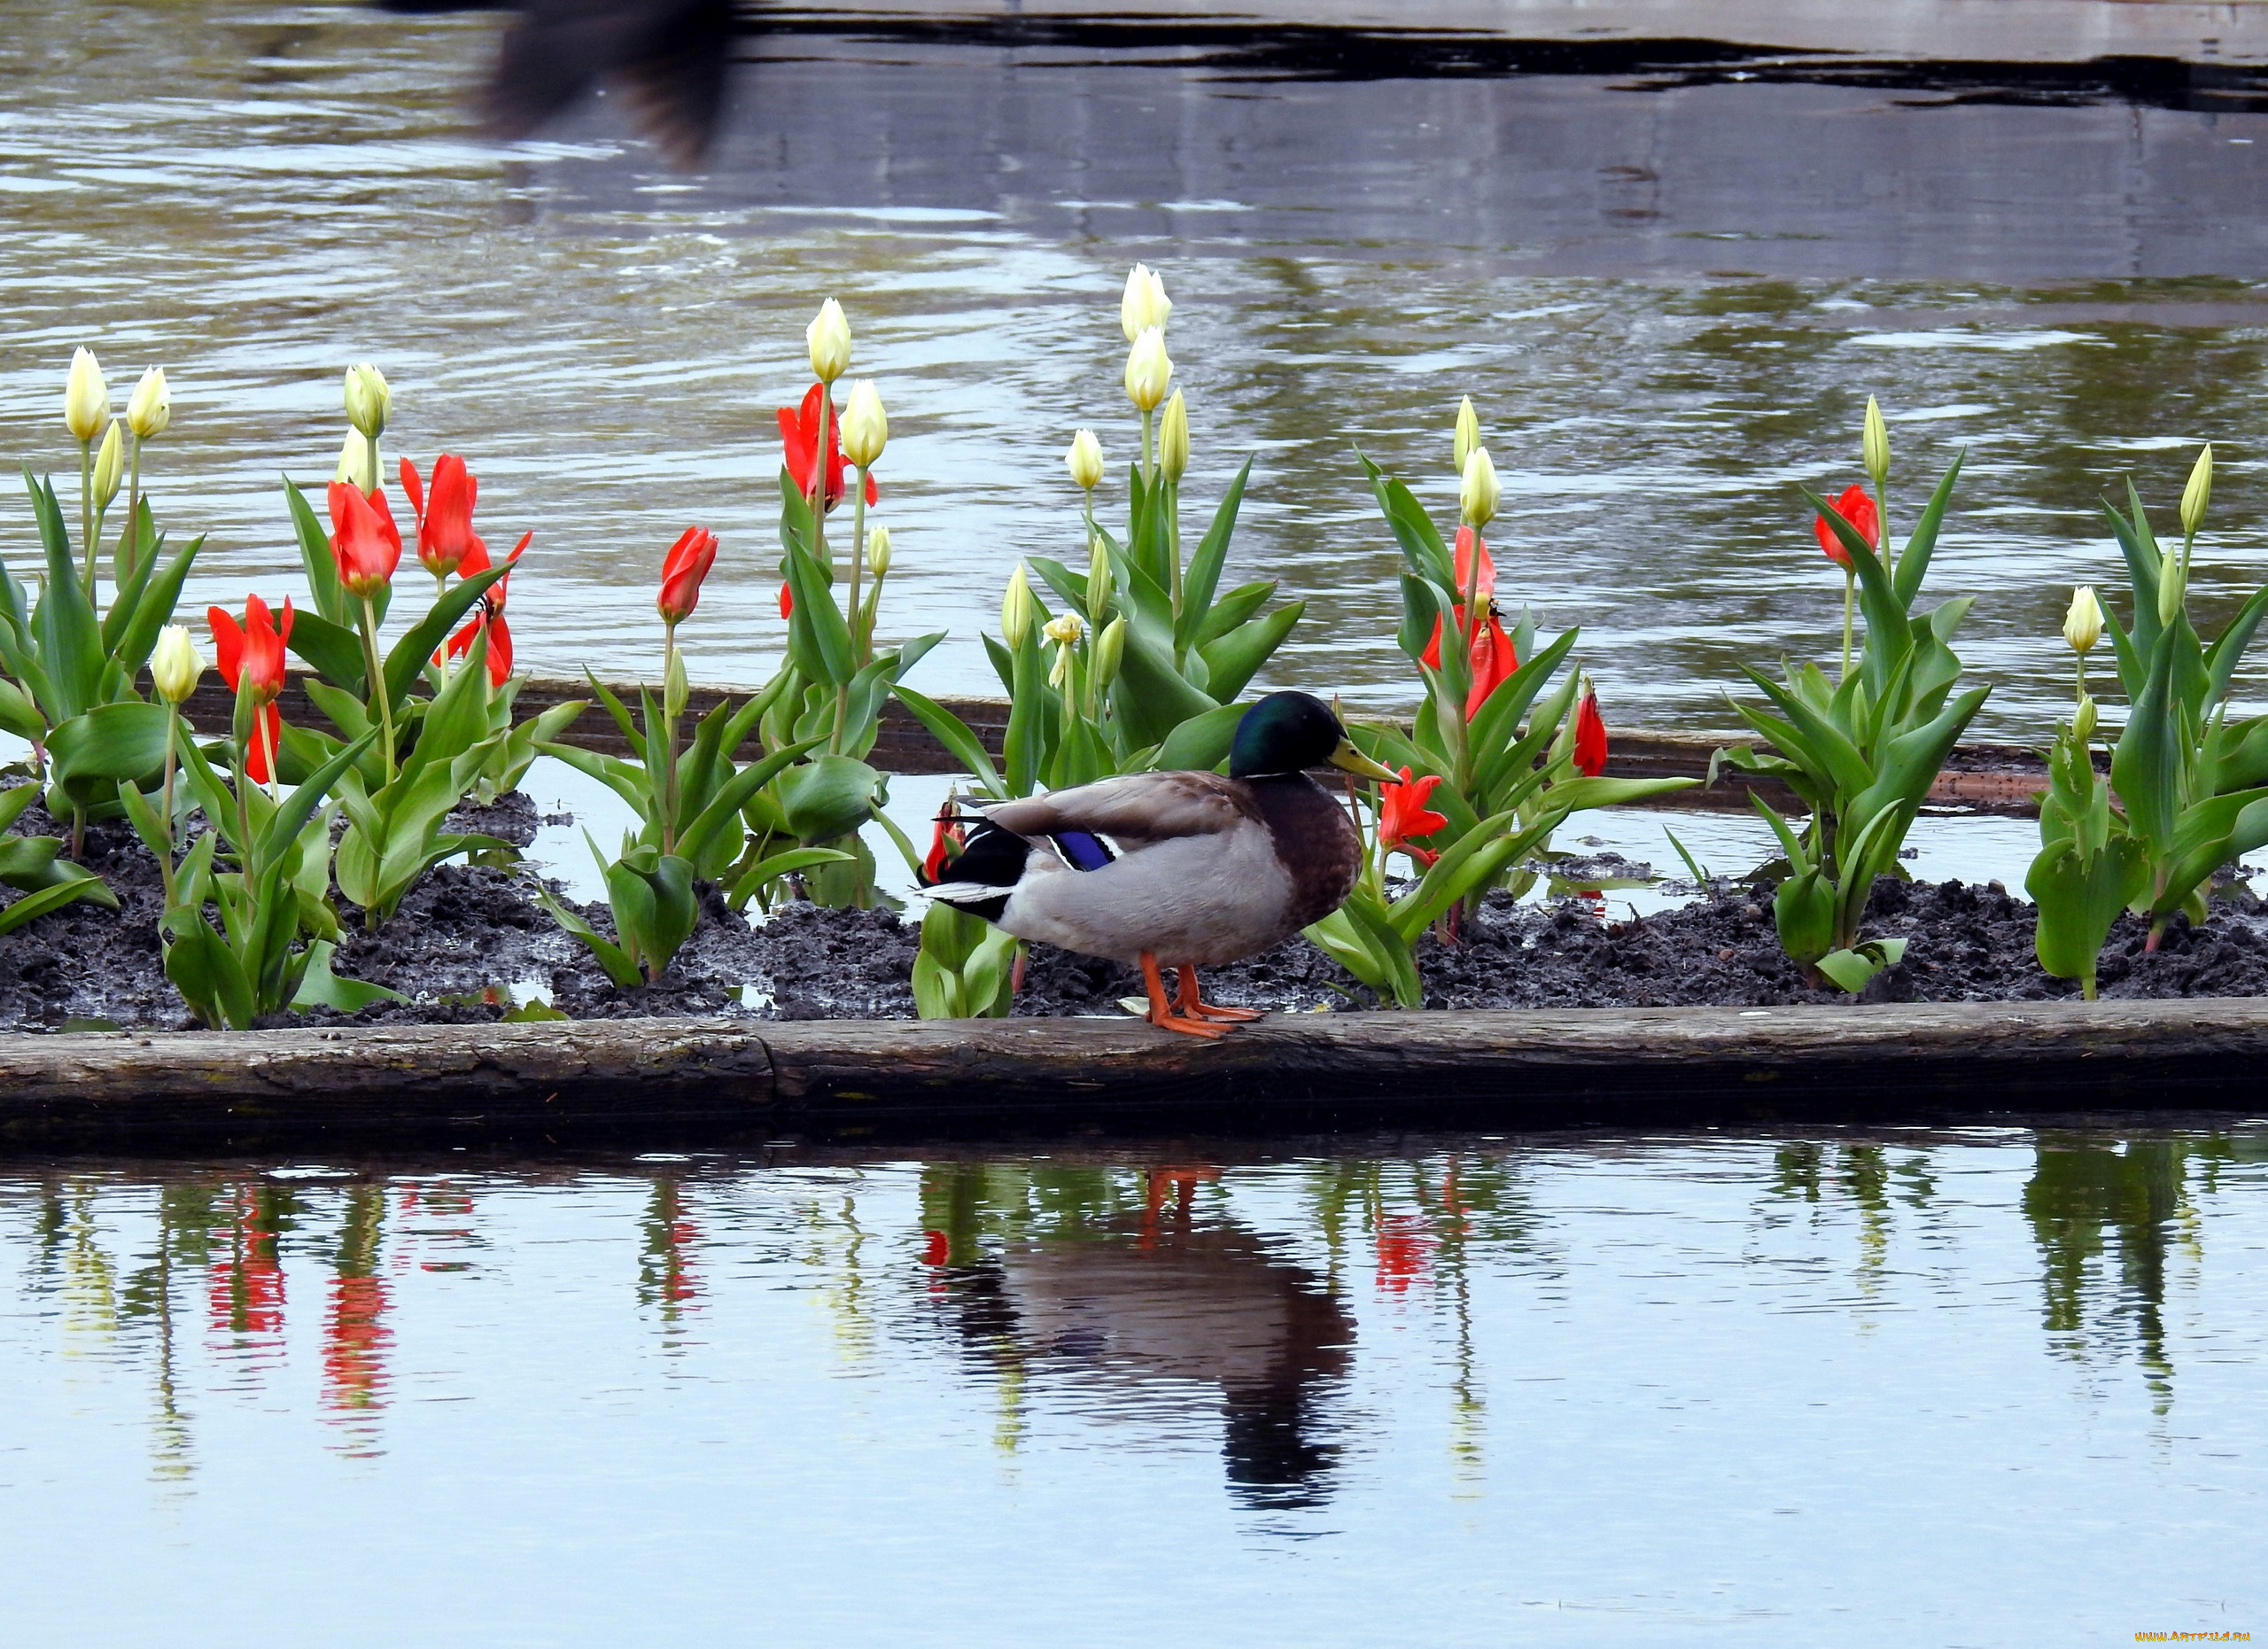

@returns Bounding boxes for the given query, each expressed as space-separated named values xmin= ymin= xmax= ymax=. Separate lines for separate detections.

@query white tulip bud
xmin=1123 ymin=327 xmax=1173 ymax=414
xmin=336 ymin=427 xmax=371 ymax=485
xmin=151 ymin=624 xmax=206 ymax=704
xmin=1093 ymin=615 xmax=1127 ymax=687
xmin=65 ymin=347 xmax=108 ymax=443
xmin=1066 ymin=428 xmax=1105 ymax=492
xmin=1460 ymin=445 xmax=1501 ymax=530
xmin=1158 ymin=391 xmax=1190 ymax=484
xmin=866 ymin=525 xmax=891 ymax=579
xmin=2181 ymin=443 xmax=2213 ymax=538
xmin=343 ymin=362 xmax=390 ymax=439
xmin=92 ymin=421 xmax=124 ymax=511
xmin=1086 ymin=538 xmax=1113 ymax=619
xmin=807 ymin=298 xmax=851 ymax=384
xmin=1119 ymin=263 xmax=1171 ymax=342
xmin=1453 ymin=396 xmax=1480 ymax=474
xmin=2063 ymin=586 xmax=2104 ymax=656
xmin=1861 ymin=395 xmax=1890 ymax=490
xmin=127 ymin=366 xmax=170 ymax=440
xmin=1002 ymin=563 xmax=1036 ymax=649
xmin=839 ymin=378 xmax=887 ymax=469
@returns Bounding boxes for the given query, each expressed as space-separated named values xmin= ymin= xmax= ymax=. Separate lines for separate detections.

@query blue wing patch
xmin=1053 ymin=830 xmax=1115 ymax=872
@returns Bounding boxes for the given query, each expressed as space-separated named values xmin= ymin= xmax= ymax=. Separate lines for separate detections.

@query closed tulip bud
xmin=1065 ymin=427 xmax=1105 ymax=492
xmin=807 ymin=298 xmax=851 ymax=384
xmin=1453 ymin=395 xmax=1480 ymax=473
xmin=2181 ymin=443 xmax=2213 ymax=538
xmin=2063 ymin=586 xmax=2104 ymax=655
xmin=127 ymin=366 xmax=170 ymax=439
xmin=92 ymin=422 xmax=124 ymax=511
xmin=1093 ymin=615 xmax=1127 ymax=687
xmin=1861 ymin=394 xmax=1890 ymax=490
xmin=2075 ymin=692 xmax=2098 ymax=745
xmin=151 ymin=624 xmax=204 ymax=704
xmin=1120 ymin=263 xmax=1171 ymax=342
xmin=1123 ymin=327 xmax=1172 ymax=413
xmin=1002 ymin=563 xmax=1036 ymax=649
xmin=2158 ymin=548 xmax=2184 ymax=629
xmin=1086 ymin=538 xmax=1113 ymax=618
xmin=840 ymin=378 xmax=887 ymax=468
xmin=866 ymin=525 xmax=891 ymax=579
xmin=336 ymin=427 xmax=372 ymax=485
xmin=1158 ymin=390 xmax=1189 ymax=483
xmin=65 ymin=347 xmax=108 ymax=442
xmin=343 ymin=362 xmax=390 ymax=439
xmin=1460 ymin=445 xmax=1500 ymax=530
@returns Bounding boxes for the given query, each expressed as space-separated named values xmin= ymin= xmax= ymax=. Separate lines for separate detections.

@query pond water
xmin=4 ymin=1126 xmax=2263 ymax=1644
xmin=7 ymin=2 xmax=2268 ymax=740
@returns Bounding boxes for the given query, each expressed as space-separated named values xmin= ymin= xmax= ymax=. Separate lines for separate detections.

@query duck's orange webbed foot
xmin=1173 ymin=964 xmax=1262 ymax=1023
xmin=1139 ymin=953 xmax=1227 ymax=1038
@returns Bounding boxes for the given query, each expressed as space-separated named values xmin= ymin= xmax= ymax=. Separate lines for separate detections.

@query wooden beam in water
xmin=0 ymin=998 xmax=2241 ymax=1150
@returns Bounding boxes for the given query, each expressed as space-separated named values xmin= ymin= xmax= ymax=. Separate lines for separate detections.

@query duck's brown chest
xmin=1247 ymin=775 xmax=1363 ymax=930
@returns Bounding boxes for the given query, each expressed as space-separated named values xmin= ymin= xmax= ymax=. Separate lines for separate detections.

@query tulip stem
xmin=847 ymin=471 xmax=869 ymax=668
xmin=358 ymin=595 xmax=396 ymax=784
xmin=1140 ymin=408 xmax=1155 ymax=493
xmin=433 ymin=574 xmax=453 ymax=683
xmin=1840 ymin=568 xmax=1855 ymax=681
xmin=113 ymin=435 xmax=144 ymax=591
xmin=658 ymin=619 xmax=682 ymax=854
xmin=811 ymin=383 xmax=834 ymax=572
xmin=157 ymin=708 xmax=180 ymax=907
xmin=1166 ymin=479 xmax=1183 ymax=629
xmin=363 ymin=433 xmax=379 ymax=500
xmin=77 ymin=438 xmax=95 ymax=599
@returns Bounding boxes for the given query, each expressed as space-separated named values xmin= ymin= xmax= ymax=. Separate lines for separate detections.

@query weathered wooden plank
xmin=0 ymin=999 xmax=2252 ymax=1150
xmin=176 ymin=673 xmax=2044 ymax=814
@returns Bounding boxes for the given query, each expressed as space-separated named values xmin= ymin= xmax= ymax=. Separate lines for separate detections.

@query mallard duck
xmin=921 ymin=691 xmax=1397 ymax=1037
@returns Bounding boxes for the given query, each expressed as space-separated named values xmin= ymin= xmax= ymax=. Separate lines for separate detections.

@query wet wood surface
xmin=177 ymin=674 xmax=2047 ymax=815
xmin=0 ymin=999 xmax=2249 ymax=1149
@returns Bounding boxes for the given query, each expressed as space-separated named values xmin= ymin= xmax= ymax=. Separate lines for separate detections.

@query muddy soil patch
xmin=4 ymin=805 xmax=2267 ymax=1030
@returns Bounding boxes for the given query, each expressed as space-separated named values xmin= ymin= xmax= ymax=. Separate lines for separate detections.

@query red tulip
xmin=210 ymin=595 xmax=293 ymax=783
xmin=1574 ymin=687 xmax=1608 ymax=777
xmin=922 ymin=810 xmax=966 ymax=883
xmin=398 ymin=455 xmax=423 ymax=525
xmin=778 ymin=581 xmax=794 ymax=619
xmin=447 ymin=532 xmax=528 ymax=686
xmin=1814 ymin=484 xmax=1879 ymax=570
xmin=1419 ymin=529 xmax=1517 ymax=714
xmin=657 ymin=525 xmax=719 ymax=625
xmin=326 ymin=481 xmax=402 ymax=600
xmin=412 ymin=454 xmax=479 ymax=579
xmin=1379 ymin=766 xmax=1449 ymax=866
xmin=778 ymin=384 xmax=880 ymax=515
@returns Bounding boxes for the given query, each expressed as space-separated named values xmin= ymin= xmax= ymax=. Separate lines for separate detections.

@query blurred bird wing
xmin=983 ymin=773 xmax=1252 ymax=844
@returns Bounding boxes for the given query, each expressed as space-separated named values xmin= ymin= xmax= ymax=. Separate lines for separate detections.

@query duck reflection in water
xmin=935 ymin=1169 xmax=1354 ymax=1511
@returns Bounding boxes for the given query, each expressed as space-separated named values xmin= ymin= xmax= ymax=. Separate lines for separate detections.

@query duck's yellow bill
xmin=1328 ymin=739 xmax=1401 ymax=782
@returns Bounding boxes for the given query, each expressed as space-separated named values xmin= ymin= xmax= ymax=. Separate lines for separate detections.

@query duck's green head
xmin=1229 ymin=691 xmax=1399 ymax=781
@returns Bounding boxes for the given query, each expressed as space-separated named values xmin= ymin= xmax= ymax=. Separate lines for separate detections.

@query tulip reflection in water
xmin=637 ymin=1178 xmax=704 ymax=1346
xmin=925 ymin=1165 xmax=1354 ymax=1511
xmin=322 ymin=1186 xmax=393 ymax=1458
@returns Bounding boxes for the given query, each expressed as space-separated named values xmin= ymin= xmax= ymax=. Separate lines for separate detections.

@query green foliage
xmin=0 ymin=784 xmax=117 ymax=933
xmin=2097 ymin=478 xmax=2268 ymax=946
xmin=1719 ymin=455 xmax=1989 ymax=982
xmin=157 ymin=732 xmax=379 ymax=1030
xmin=537 ymin=839 xmax=699 ymax=987
xmin=911 ymin=899 xmax=1019 ymax=1019
xmin=2028 ymin=704 xmax=2148 ymax=999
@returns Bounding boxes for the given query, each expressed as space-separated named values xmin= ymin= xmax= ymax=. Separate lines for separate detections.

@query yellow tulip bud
xmin=92 ymin=421 xmax=124 ymax=511
xmin=1158 ymin=391 xmax=1190 ymax=484
xmin=2063 ymin=586 xmax=2104 ymax=655
xmin=807 ymin=298 xmax=851 ymax=384
xmin=1093 ymin=615 xmax=1127 ymax=688
xmin=2181 ymin=443 xmax=2213 ymax=538
xmin=1124 ymin=327 xmax=1172 ymax=413
xmin=2074 ymin=692 xmax=2098 ymax=745
xmin=1087 ymin=538 xmax=1113 ymax=619
xmin=336 ymin=427 xmax=371 ymax=485
xmin=1119 ymin=263 xmax=1171 ymax=342
xmin=1453 ymin=395 xmax=1480 ymax=474
xmin=1861 ymin=394 xmax=1890 ymax=490
xmin=150 ymin=623 xmax=205 ymax=704
xmin=343 ymin=362 xmax=390 ymax=440
xmin=866 ymin=525 xmax=891 ymax=580
xmin=1460 ymin=446 xmax=1501 ymax=530
xmin=127 ymin=366 xmax=170 ymax=440
xmin=65 ymin=347 xmax=108 ymax=443
xmin=1066 ymin=428 xmax=1105 ymax=492
xmin=1002 ymin=563 xmax=1036 ymax=649
xmin=840 ymin=378 xmax=887 ymax=468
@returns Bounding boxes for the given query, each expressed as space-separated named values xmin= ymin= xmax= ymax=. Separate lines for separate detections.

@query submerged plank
xmin=0 ymin=998 xmax=2255 ymax=1149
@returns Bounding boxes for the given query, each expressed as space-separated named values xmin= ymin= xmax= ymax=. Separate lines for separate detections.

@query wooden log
xmin=0 ymin=998 xmax=2247 ymax=1151
xmin=176 ymin=673 xmax=2045 ymax=815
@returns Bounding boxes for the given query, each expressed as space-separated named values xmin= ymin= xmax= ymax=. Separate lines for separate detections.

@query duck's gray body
xmin=958 ymin=768 xmax=1363 ymax=968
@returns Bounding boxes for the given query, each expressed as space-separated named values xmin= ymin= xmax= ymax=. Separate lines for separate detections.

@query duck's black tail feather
xmin=919 ymin=817 xmax=1026 ymax=926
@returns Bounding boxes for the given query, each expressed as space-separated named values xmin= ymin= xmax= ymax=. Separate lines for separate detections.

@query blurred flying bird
xmin=381 ymin=0 xmax=735 ymax=167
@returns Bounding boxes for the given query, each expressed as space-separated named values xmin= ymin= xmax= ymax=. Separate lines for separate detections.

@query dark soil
xmin=4 ymin=799 xmax=2268 ymax=1031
